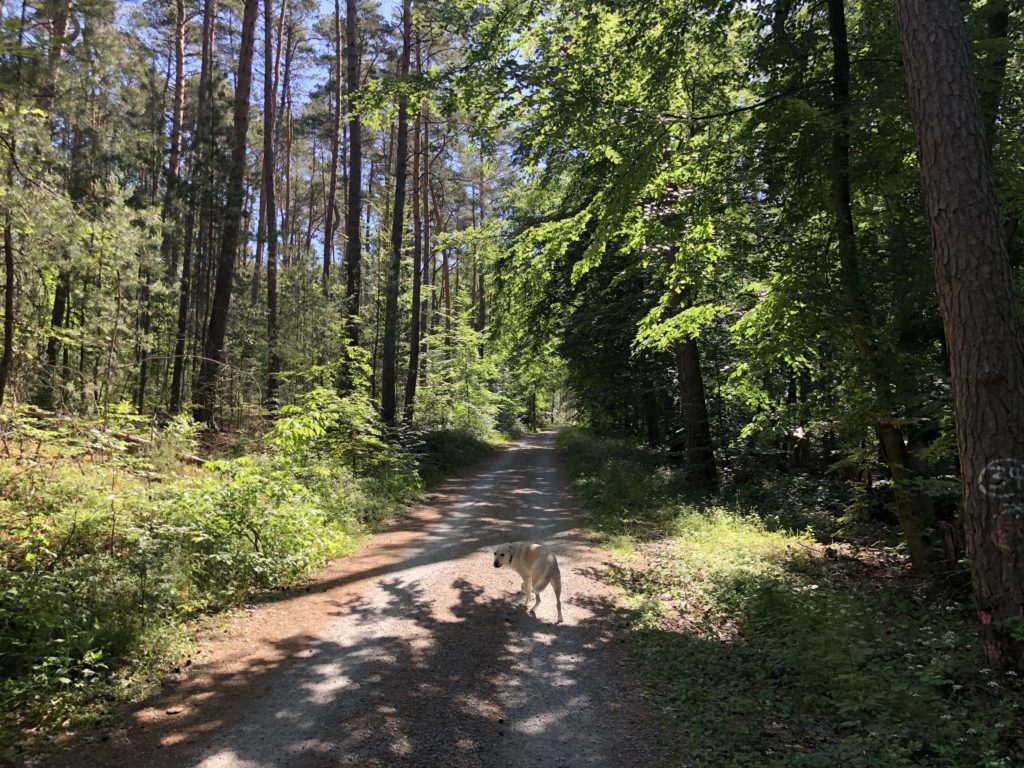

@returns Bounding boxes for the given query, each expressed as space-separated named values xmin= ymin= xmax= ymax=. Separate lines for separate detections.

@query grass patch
xmin=557 ymin=427 xmax=1024 ymax=768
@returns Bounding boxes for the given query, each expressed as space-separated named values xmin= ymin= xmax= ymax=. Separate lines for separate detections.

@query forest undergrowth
xmin=0 ymin=396 xmax=497 ymax=762
xmin=558 ymin=428 xmax=1024 ymax=768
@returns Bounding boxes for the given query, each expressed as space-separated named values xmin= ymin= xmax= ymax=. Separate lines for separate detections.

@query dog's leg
xmin=553 ymin=570 xmax=563 ymax=624
xmin=531 ymin=591 xmax=542 ymax=615
xmin=522 ymin=578 xmax=533 ymax=612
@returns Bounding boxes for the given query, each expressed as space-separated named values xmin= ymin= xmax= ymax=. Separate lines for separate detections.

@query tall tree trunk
xmin=2 ymin=9 xmax=25 ymax=408
xmin=251 ymin=180 xmax=266 ymax=305
xmin=160 ymin=0 xmax=187 ymax=273
xmin=404 ymin=101 xmax=423 ymax=420
xmin=194 ymin=0 xmax=260 ymax=426
xmin=419 ymin=105 xmax=431 ymax=380
xmin=475 ymin=156 xmax=486 ymax=355
xmin=40 ymin=270 xmax=70 ymax=408
xmin=263 ymin=0 xmax=281 ymax=407
xmin=381 ymin=0 xmax=411 ymax=426
xmin=190 ymin=0 xmax=218 ymax=403
xmin=169 ymin=206 xmax=195 ymax=414
xmin=675 ymin=336 xmax=716 ymax=485
xmin=896 ymin=0 xmax=1024 ymax=669
xmin=37 ymin=0 xmax=83 ymax=410
xmin=827 ymin=0 xmax=935 ymax=571
xmin=137 ymin=0 xmax=188 ymax=414
xmin=0 ymin=219 xmax=14 ymax=408
xmin=977 ymin=0 xmax=1010 ymax=154
xmin=280 ymin=38 xmax=293 ymax=264
xmin=41 ymin=0 xmax=74 ymax=113
xmin=667 ymin=274 xmax=717 ymax=487
xmin=323 ymin=0 xmax=344 ymax=298
xmin=343 ymin=0 xmax=362 ymax=351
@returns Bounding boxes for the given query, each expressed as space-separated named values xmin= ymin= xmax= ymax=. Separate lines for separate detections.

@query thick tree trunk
xmin=896 ymin=0 xmax=1024 ymax=669
xmin=827 ymin=0 xmax=935 ymax=571
xmin=674 ymin=336 xmax=716 ymax=487
xmin=194 ymin=0 xmax=260 ymax=426
xmin=381 ymin=0 xmax=411 ymax=426
xmin=343 ymin=0 xmax=362 ymax=351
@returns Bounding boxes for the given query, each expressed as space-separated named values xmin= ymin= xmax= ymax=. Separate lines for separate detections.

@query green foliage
xmin=559 ymin=428 xmax=1023 ymax=767
xmin=0 ymin=402 xmax=490 ymax=752
xmin=413 ymin=428 xmax=495 ymax=488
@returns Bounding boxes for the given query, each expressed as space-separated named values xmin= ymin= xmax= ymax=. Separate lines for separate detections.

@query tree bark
xmin=194 ymin=0 xmax=260 ymax=427
xmin=977 ymin=0 xmax=1010 ymax=154
xmin=827 ymin=0 xmax=935 ymax=571
xmin=404 ymin=105 xmax=423 ymax=419
xmin=263 ymin=0 xmax=281 ymax=407
xmin=323 ymin=0 xmax=344 ymax=298
xmin=343 ymin=0 xmax=362 ymax=351
xmin=381 ymin=0 xmax=411 ymax=426
xmin=169 ymin=205 xmax=195 ymax=414
xmin=896 ymin=0 xmax=1024 ymax=669
xmin=419 ymin=105 xmax=431 ymax=380
xmin=160 ymin=0 xmax=187 ymax=273
xmin=0 ymin=219 xmax=15 ymax=408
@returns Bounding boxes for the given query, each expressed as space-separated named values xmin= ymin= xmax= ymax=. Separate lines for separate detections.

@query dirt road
xmin=70 ymin=432 xmax=675 ymax=768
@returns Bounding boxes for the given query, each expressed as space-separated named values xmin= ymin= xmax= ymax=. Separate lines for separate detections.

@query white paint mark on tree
xmin=977 ymin=459 xmax=1024 ymax=499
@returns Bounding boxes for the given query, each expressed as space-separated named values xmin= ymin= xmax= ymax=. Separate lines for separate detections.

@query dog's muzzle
xmin=493 ymin=560 xmax=502 ymax=568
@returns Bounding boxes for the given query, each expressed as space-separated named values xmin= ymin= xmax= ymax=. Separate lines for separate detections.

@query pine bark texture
xmin=0 ymin=219 xmax=14 ymax=407
xmin=381 ymin=0 xmax=412 ymax=426
xmin=323 ymin=0 xmax=343 ymax=298
xmin=827 ymin=0 xmax=935 ymax=571
xmin=343 ymin=0 xmax=362 ymax=349
xmin=263 ymin=0 xmax=281 ymax=407
xmin=195 ymin=0 xmax=260 ymax=426
xmin=896 ymin=0 xmax=1024 ymax=667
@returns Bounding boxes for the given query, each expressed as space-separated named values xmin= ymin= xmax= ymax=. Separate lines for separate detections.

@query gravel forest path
xmin=70 ymin=431 xmax=676 ymax=768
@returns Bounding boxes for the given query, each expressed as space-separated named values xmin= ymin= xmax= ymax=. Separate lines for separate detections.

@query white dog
xmin=492 ymin=541 xmax=563 ymax=623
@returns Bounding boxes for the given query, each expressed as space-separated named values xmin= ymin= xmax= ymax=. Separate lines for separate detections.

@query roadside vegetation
xmin=559 ymin=428 xmax=1024 ymax=768
xmin=0 ymin=394 xmax=499 ymax=761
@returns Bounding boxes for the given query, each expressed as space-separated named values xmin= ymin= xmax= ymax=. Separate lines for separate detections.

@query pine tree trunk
xmin=263 ymin=0 xmax=281 ymax=407
xmin=404 ymin=26 xmax=424 ymax=421
xmin=420 ymin=106 xmax=431 ymax=379
xmin=194 ymin=0 xmax=259 ymax=426
xmin=160 ymin=0 xmax=187 ymax=273
xmin=323 ymin=0 xmax=343 ymax=298
xmin=343 ymin=0 xmax=362 ymax=351
xmin=978 ymin=0 xmax=1010 ymax=153
xmin=0 ymin=218 xmax=14 ymax=408
xmin=381 ymin=0 xmax=411 ymax=426
xmin=169 ymin=206 xmax=195 ymax=414
xmin=896 ymin=0 xmax=1024 ymax=669
xmin=827 ymin=0 xmax=935 ymax=571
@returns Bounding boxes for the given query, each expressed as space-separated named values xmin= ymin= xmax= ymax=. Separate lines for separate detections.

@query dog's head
xmin=493 ymin=543 xmax=513 ymax=569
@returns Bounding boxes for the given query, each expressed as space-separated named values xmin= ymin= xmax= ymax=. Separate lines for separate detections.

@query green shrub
xmin=558 ymin=428 xmax=1023 ymax=768
xmin=414 ymin=429 xmax=496 ymax=488
xmin=0 ymin=391 xmax=481 ymax=752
